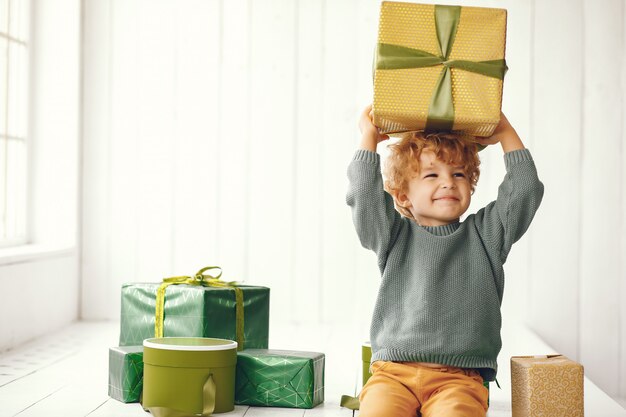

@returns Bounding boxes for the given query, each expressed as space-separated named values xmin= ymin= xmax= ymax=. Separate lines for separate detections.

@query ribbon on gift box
xmin=155 ymin=266 xmax=245 ymax=350
xmin=146 ymin=374 xmax=216 ymax=417
xmin=375 ymin=5 xmax=508 ymax=133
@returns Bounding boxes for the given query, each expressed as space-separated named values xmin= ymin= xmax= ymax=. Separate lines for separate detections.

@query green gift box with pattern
xmin=119 ymin=267 xmax=270 ymax=350
xmin=108 ymin=346 xmax=143 ymax=403
xmin=235 ymin=349 xmax=325 ymax=409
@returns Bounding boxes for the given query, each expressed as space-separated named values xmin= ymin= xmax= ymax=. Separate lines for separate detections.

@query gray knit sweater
xmin=346 ymin=148 xmax=544 ymax=381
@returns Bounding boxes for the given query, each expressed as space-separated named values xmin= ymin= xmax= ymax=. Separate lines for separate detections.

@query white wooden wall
xmin=81 ymin=0 xmax=626 ymax=400
xmin=81 ymin=0 xmax=394 ymax=330
xmin=528 ymin=0 xmax=626 ymax=399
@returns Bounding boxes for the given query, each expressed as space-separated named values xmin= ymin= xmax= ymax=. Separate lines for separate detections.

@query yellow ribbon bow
xmin=154 ymin=266 xmax=245 ymax=350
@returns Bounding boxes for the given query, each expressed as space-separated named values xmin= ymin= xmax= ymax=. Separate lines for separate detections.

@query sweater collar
xmin=419 ymin=221 xmax=461 ymax=236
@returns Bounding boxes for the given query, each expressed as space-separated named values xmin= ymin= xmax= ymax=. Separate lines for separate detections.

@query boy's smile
xmin=396 ymin=150 xmax=472 ymax=226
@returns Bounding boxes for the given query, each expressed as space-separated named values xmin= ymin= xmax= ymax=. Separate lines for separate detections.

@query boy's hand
xmin=474 ymin=112 xmax=525 ymax=153
xmin=359 ymin=104 xmax=389 ymax=152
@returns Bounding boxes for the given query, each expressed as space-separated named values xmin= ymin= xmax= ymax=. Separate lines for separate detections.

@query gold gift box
xmin=373 ymin=2 xmax=507 ymax=137
xmin=511 ymin=355 xmax=584 ymax=417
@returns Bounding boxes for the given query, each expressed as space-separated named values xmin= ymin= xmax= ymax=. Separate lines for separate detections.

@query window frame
xmin=0 ymin=0 xmax=30 ymax=248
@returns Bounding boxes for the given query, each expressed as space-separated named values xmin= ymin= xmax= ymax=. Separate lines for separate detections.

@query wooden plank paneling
xmin=579 ymin=0 xmax=622 ymax=396
xmin=292 ymin=0 xmax=324 ymax=324
xmin=528 ymin=0 xmax=582 ymax=362
xmin=81 ymin=0 xmax=112 ymax=319
xmin=320 ymin=0 xmax=359 ymax=325
xmin=621 ymin=0 xmax=626 ymax=399
xmin=216 ymin=0 xmax=251 ymax=282
xmin=0 ymin=323 xmax=105 ymax=416
xmin=247 ymin=0 xmax=297 ymax=322
xmin=134 ymin=0 xmax=177 ymax=280
xmin=108 ymin=0 xmax=139 ymax=315
xmin=244 ymin=408 xmax=304 ymax=417
xmin=88 ymin=400 xmax=149 ymax=417
xmin=171 ymin=0 xmax=221 ymax=272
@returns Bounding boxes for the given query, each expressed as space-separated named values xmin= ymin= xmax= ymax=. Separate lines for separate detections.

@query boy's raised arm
xmin=473 ymin=112 xmax=544 ymax=262
xmin=476 ymin=112 xmax=525 ymax=153
xmin=347 ymin=105 xmax=402 ymax=259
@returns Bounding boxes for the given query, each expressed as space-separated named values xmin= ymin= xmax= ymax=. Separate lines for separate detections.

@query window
xmin=0 ymin=0 xmax=28 ymax=246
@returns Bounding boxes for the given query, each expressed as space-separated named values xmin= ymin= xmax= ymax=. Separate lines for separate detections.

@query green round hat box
xmin=143 ymin=337 xmax=237 ymax=416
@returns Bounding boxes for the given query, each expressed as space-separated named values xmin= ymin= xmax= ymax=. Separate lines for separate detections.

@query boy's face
xmin=396 ymin=150 xmax=471 ymax=226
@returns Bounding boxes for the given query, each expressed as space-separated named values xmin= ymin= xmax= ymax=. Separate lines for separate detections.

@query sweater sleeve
xmin=346 ymin=149 xmax=404 ymax=258
xmin=474 ymin=148 xmax=544 ymax=263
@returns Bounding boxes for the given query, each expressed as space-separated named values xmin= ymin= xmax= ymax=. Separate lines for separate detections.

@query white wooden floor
xmin=0 ymin=321 xmax=625 ymax=417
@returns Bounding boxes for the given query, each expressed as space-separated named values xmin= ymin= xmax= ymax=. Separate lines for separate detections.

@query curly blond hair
xmin=383 ymin=132 xmax=481 ymax=220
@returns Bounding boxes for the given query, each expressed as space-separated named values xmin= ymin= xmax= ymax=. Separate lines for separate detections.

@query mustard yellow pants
xmin=359 ymin=361 xmax=489 ymax=417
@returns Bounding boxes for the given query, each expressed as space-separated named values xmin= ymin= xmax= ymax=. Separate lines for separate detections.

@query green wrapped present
xmin=108 ymin=346 xmax=143 ymax=403
xmin=235 ymin=349 xmax=325 ymax=409
xmin=119 ymin=266 xmax=270 ymax=350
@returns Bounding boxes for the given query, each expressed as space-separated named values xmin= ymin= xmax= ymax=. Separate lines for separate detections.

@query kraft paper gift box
xmin=235 ymin=349 xmax=325 ymax=409
xmin=511 ymin=355 xmax=584 ymax=417
xmin=373 ymin=2 xmax=508 ymax=137
xmin=108 ymin=346 xmax=143 ymax=403
xmin=119 ymin=267 xmax=270 ymax=350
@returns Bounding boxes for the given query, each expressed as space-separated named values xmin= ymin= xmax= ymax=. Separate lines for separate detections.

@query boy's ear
xmin=394 ymin=192 xmax=412 ymax=209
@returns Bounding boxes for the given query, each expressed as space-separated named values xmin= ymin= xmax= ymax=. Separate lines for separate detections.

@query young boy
xmin=346 ymin=105 xmax=544 ymax=416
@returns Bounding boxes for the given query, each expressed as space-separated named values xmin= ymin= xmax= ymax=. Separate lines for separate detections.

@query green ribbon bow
xmin=375 ymin=5 xmax=508 ymax=133
xmin=155 ymin=266 xmax=245 ymax=351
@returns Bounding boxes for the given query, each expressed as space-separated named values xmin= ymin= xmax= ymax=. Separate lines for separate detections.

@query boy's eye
xmin=424 ymin=173 xmax=437 ymax=178
xmin=454 ymin=172 xmax=466 ymax=178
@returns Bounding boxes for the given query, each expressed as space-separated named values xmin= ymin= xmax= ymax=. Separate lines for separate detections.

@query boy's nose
xmin=441 ymin=177 xmax=455 ymax=189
